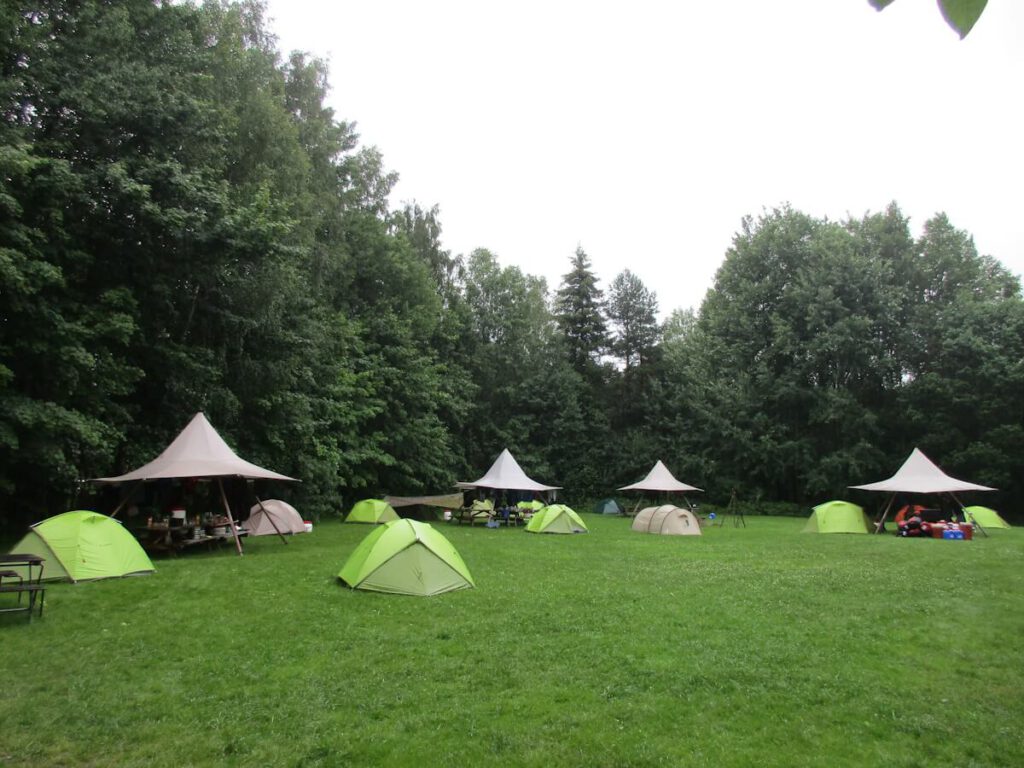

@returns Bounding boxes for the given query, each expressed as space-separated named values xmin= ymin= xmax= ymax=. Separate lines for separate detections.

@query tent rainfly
xmin=618 ymin=460 xmax=703 ymax=515
xmin=525 ymin=504 xmax=589 ymax=534
xmin=91 ymin=412 xmax=298 ymax=554
xmin=802 ymin=501 xmax=872 ymax=534
xmin=346 ymin=499 xmax=399 ymax=524
xmin=384 ymin=493 xmax=465 ymax=510
xmin=632 ymin=505 xmax=702 ymax=536
xmin=246 ymin=499 xmax=306 ymax=536
xmin=339 ymin=519 xmax=475 ymax=596
xmin=7 ymin=511 xmax=155 ymax=582
xmin=850 ymin=448 xmax=995 ymax=534
xmin=962 ymin=506 xmax=1011 ymax=530
xmin=458 ymin=449 xmax=560 ymax=493
xmin=594 ymin=498 xmax=625 ymax=516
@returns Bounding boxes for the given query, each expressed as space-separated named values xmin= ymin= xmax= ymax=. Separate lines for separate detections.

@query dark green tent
xmin=594 ymin=498 xmax=624 ymax=515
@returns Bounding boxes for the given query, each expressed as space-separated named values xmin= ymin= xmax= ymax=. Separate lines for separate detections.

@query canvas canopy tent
xmin=458 ymin=449 xmax=560 ymax=494
xmin=803 ymin=501 xmax=872 ymax=534
xmin=7 ymin=511 xmax=154 ymax=582
xmin=632 ymin=505 xmax=702 ymax=536
xmin=850 ymin=448 xmax=995 ymax=534
xmin=92 ymin=412 xmax=298 ymax=554
xmin=339 ymin=519 xmax=474 ymax=596
xmin=346 ymin=499 xmax=399 ymax=524
xmin=594 ymin=498 xmax=625 ymax=516
xmin=246 ymin=499 xmax=306 ymax=536
xmin=618 ymin=460 xmax=703 ymax=515
xmin=525 ymin=504 xmax=588 ymax=534
xmin=962 ymin=506 xmax=1011 ymax=529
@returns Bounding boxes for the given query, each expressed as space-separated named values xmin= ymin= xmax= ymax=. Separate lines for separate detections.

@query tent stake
xmin=218 ymin=478 xmax=244 ymax=556
xmin=253 ymin=492 xmax=288 ymax=544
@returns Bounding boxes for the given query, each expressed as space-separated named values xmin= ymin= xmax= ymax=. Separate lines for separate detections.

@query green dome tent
xmin=594 ymin=498 xmax=624 ymax=515
xmin=339 ymin=519 xmax=474 ymax=596
xmin=803 ymin=501 xmax=872 ymax=534
xmin=345 ymin=498 xmax=399 ymax=524
xmin=7 ymin=510 xmax=155 ymax=582
xmin=516 ymin=500 xmax=545 ymax=512
xmin=963 ymin=506 xmax=1011 ymax=529
xmin=525 ymin=504 xmax=589 ymax=534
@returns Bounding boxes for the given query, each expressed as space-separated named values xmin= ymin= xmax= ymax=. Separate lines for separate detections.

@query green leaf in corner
xmin=938 ymin=0 xmax=988 ymax=38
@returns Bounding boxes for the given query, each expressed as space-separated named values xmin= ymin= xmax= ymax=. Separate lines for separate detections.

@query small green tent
xmin=525 ymin=504 xmax=589 ymax=534
xmin=594 ymin=498 xmax=624 ymax=515
xmin=803 ymin=500 xmax=872 ymax=534
xmin=7 ymin=510 xmax=155 ymax=582
xmin=339 ymin=519 xmax=474 ymax=596
xmin=345 ymin=498 xmax=399 ymax=524
xmin=516 ymin=500 xmax=545 ymax=512
xmin=963 ymin=506 xmax=1011 ymax=529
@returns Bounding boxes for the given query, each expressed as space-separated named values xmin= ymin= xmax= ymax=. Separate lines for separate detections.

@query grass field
xmin=1 ymin=514 xmax=1021 ymax=767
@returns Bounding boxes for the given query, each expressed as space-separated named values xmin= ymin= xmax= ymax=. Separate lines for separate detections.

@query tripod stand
xmin=718 ymin=489 xmax=746 ymax=528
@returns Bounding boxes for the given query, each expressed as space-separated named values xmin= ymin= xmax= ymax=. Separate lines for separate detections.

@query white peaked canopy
xmin=93 ymin=412 xmax=298 ymax=483
xmin=460 ymin=449 xmax=560 ymax=492
xmin=849 ymin=448 xmax=995 ymax=494
xmin=618 ymin=460 xmax=703 ymax=493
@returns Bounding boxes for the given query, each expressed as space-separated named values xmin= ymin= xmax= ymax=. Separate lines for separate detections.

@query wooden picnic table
xmin=136 ymin=522 xmax=246 ymax=555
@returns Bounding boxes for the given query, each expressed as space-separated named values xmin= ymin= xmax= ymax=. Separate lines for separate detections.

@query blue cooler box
xmin=942 ymin=529 xmax=965 ymax=540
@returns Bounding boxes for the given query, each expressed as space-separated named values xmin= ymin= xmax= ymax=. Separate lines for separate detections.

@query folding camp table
xmin=0 ymin=554 xmax=46 ymax=622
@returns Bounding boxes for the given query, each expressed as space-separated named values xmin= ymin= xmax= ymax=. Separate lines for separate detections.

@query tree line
xmin=2 ymin=1 xmax=1021 ymax=531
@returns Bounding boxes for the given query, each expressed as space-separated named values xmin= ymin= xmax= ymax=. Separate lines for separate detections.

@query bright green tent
xmin=7 ymin=510 xmax=155 ymax=582
xmin=345 ymin=498 xmax=399 ymax=524
xmin=339 ymin=519 xmax=474 ymax=596
xmin=963 ymin=506 xmax=1011 ymax=529
xmin=803 ymin=500 xmax=872 ymax=534
xmin=525 ymin=504 xmax=589 ymax=534
xmin=516 ymin=500 xmax=545 ymax=511
xmin=594 ymin=498 xmax=624 ymax=515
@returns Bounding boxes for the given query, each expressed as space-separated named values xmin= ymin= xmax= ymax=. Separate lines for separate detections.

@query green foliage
xmin=0 ymin=0 xmax=1019 ymax=532
xmin=869 ymin=0 xmax=989 ymax=39
xmin=606 ymin=269 xmax=659 ymax=371
xmin=553 ymin=246 xmax=608 ymax=373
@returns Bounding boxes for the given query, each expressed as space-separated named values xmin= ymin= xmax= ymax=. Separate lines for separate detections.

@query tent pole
xmin=110 ymin=480 xmax=144 ymax=519
xmin=218 ymin=478 xmax=244 ymax=556
xmin=951 ymin=492 xmax=987 ymax=538
xmin=874 ymin=494 xmax=895 ymax=534
xmin=630 ymin=496 xmax=643 ymax=517
xmin=253 ymin=492 xmax=288 ymax=544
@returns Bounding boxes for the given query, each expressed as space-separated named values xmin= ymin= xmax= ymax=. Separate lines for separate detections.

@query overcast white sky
xmin=264 ymin=0 xmax=1023 ymax=317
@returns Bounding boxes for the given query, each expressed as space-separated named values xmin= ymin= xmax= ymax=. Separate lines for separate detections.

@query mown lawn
xmin=1 ymin=515 xmax=1021 ymax=767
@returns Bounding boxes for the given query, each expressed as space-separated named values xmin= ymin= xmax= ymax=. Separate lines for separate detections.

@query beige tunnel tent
xmin=632 ymin=505 xmax=702 ymax=536
xmin=92 ymin=412 xmax=299 ymax=554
